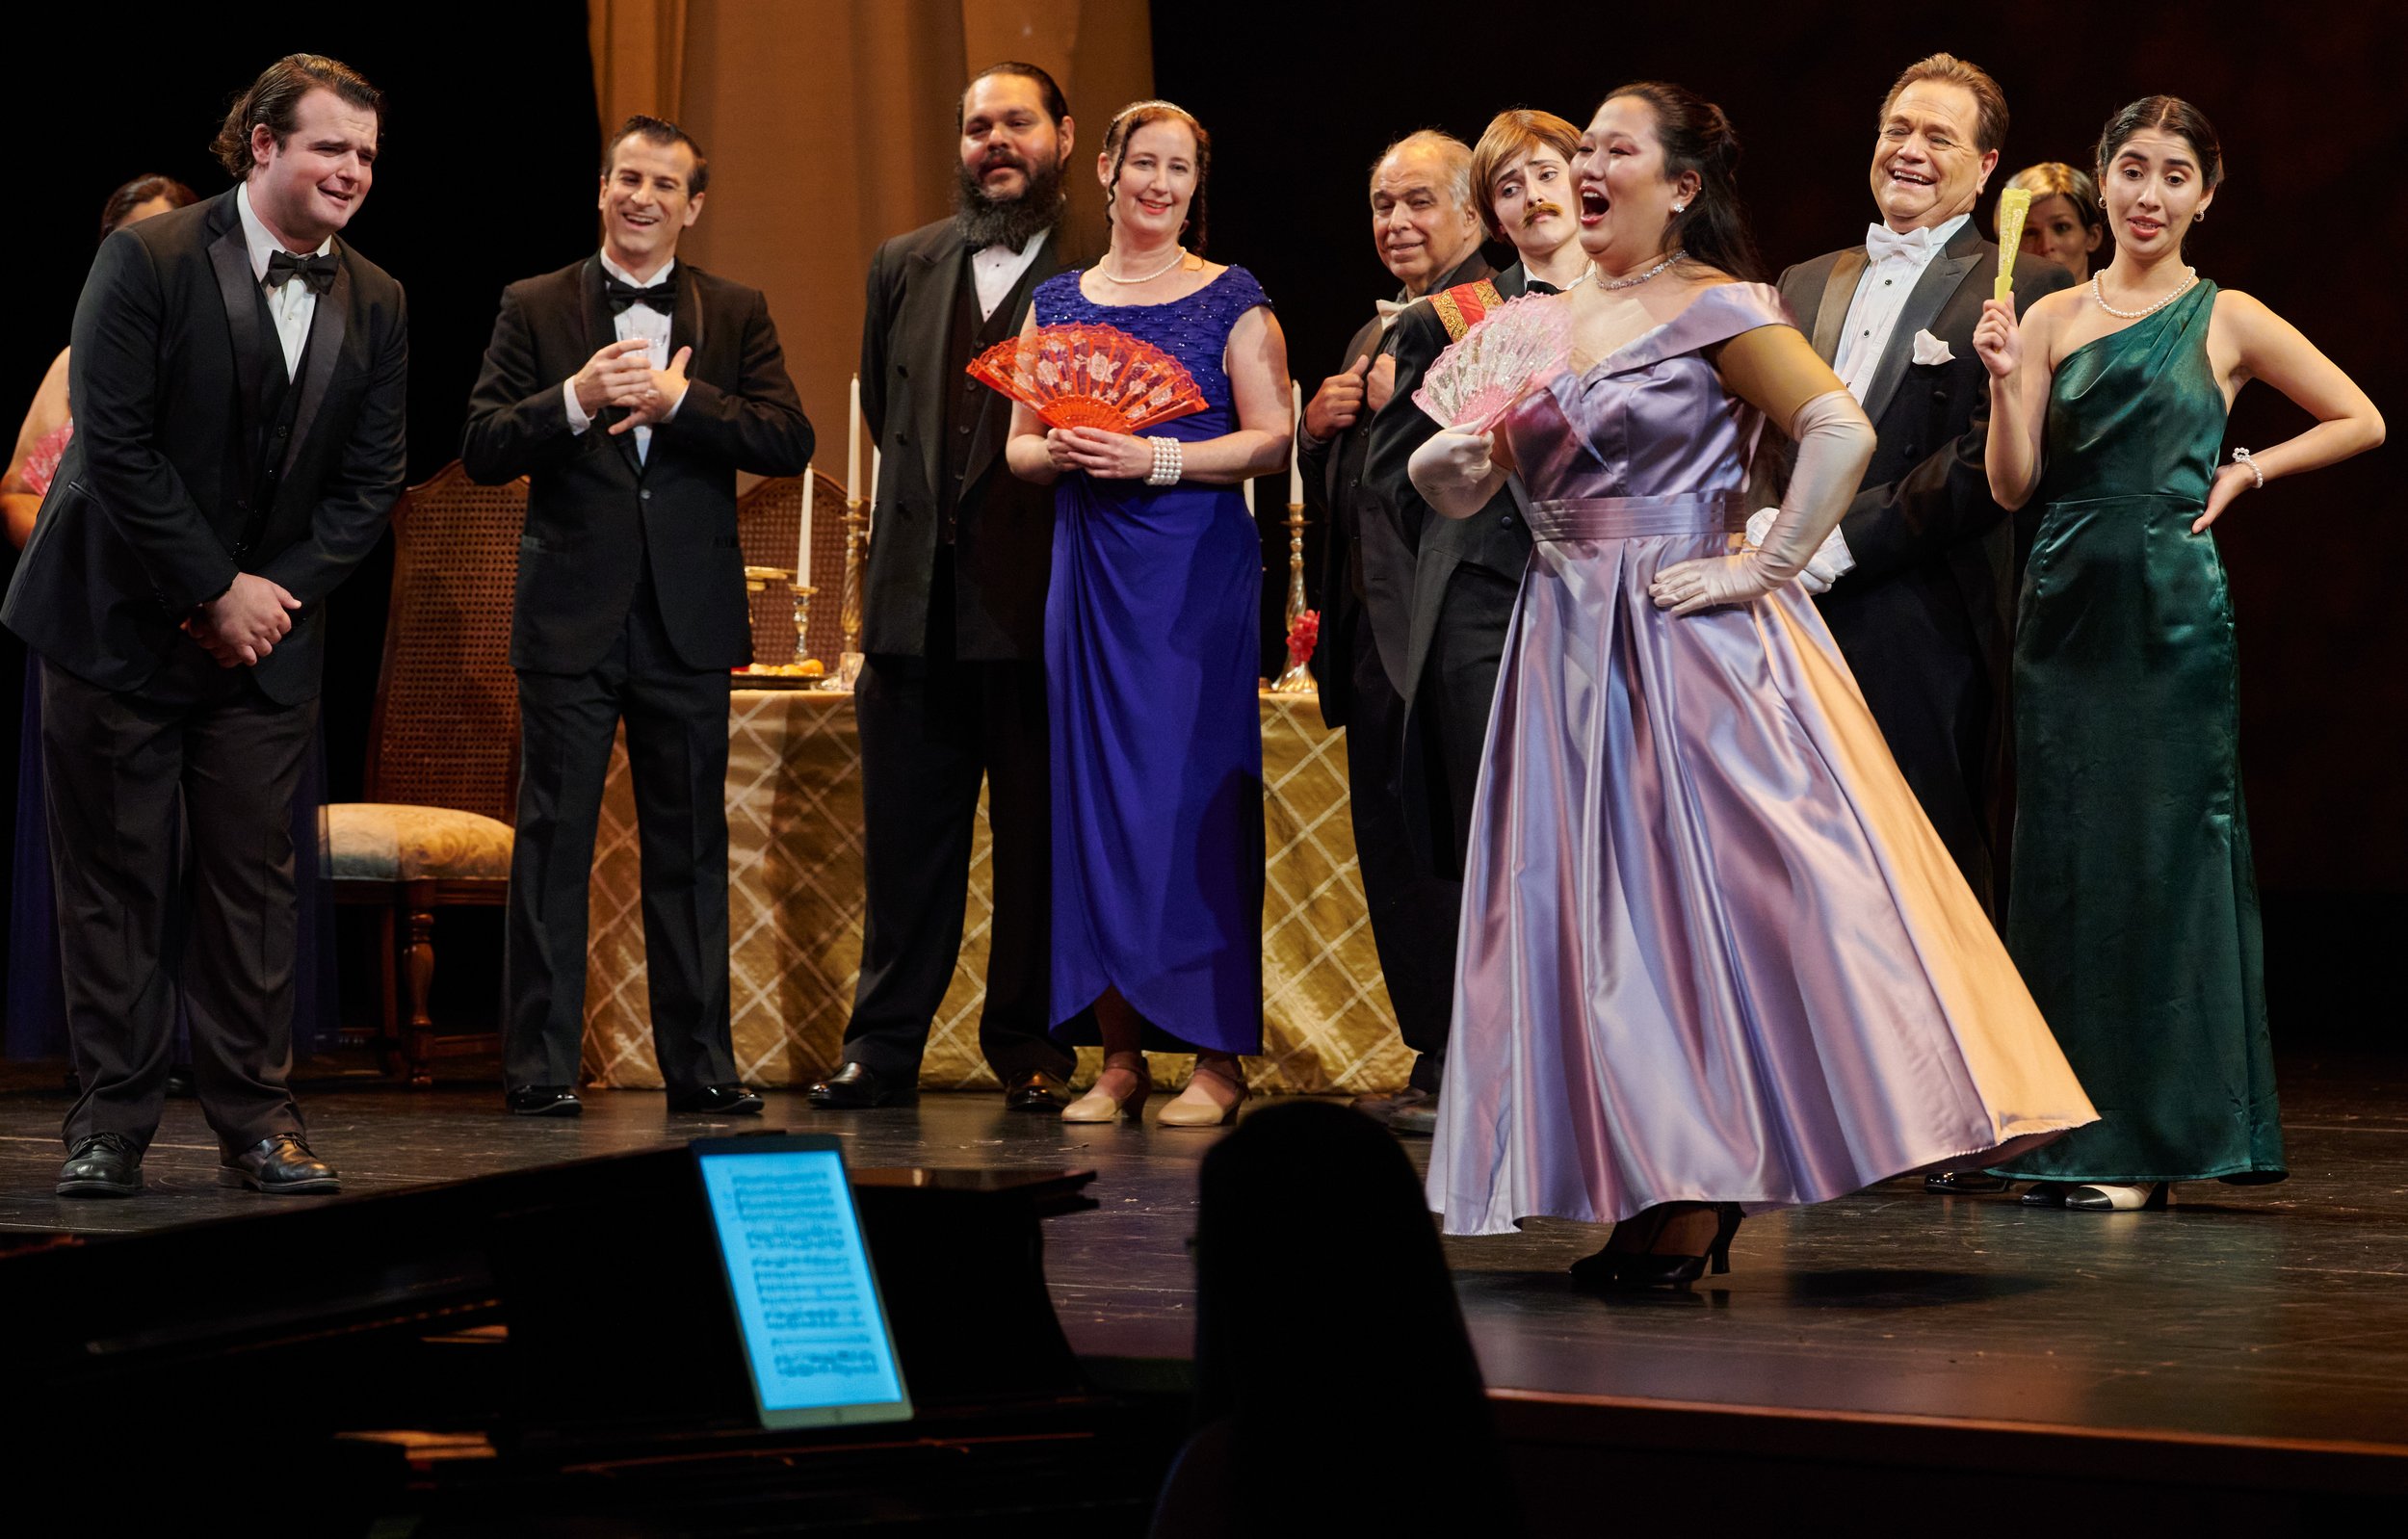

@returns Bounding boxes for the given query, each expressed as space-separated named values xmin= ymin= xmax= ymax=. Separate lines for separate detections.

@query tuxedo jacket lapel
xmin=280 ymin=262 xmax=350 ymax=483
xmin=209 ymin=222 xmax=269 ymax=482
xmin=908 ymin=238 xmax=968 ymax=507
xmin=580 ymin=258 xmax=642 ymax=477
xmin=1861 ymin=225 xmax=1981 ymax=428
xmin=1810 ymin=249 xmax=1865 ymax=364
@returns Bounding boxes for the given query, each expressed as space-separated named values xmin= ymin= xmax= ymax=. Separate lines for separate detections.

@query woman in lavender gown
xmin=1004 ymin=101 xmax=1294 ymax=1128
xmin=1408 ymin=83 xmax=2096 ymax=1289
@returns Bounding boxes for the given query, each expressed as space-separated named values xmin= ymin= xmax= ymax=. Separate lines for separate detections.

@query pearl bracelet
xmin=2231 ymin=447 xmax=2263 ymax=488
xmin=1145 ymin=435 xmax=1183 ymax=487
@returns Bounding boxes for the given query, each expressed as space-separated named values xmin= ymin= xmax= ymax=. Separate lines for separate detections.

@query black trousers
xmin=1418 ymin=563 xmax=1520 ymax=880
xmin=41 ymin=656 xmax=314 ymax=1154
xmin=1343 ymin=618 xmax=1459 ymax=1093
xmin=844 ymin=642 xmax=1076 ymax=1084
xmin=506 ymin=583 xmax=735 ymax=1092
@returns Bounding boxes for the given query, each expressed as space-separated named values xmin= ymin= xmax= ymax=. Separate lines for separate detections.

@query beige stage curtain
xmin=587 ymin=0 xmax=1156 ymax=474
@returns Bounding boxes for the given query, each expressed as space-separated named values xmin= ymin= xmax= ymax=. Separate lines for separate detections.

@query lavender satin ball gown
xmin=1426 ymin=284 xmax=2095 ymax=1237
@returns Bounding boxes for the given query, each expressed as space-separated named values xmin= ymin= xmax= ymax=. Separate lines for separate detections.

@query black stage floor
xmin=5 ymin=1048 xmax=2405 ymax=1461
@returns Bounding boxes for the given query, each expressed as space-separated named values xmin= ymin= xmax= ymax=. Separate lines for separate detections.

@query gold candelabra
xmin=830 ymin=497 xmax=869 ymax=691
xmin=1271 ymin=500 xmax=1315 ymax=693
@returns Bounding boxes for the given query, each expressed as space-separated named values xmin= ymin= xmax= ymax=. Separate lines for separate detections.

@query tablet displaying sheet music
xmin=693 ymin=1135 xmax=913 ymax=1429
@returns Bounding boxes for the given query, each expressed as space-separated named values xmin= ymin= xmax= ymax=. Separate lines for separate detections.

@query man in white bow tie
xmin=1774 ymin=52 xmax=2070 ymax=937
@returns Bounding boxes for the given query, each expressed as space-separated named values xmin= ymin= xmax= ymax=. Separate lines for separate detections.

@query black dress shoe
xmin=57 ymin=1133 xmax=144 ymax=1198
xmin=1003 ymin=1070 xmax=1071 ymax=1113
xmin=1924 ymin=1170 xmax=2010 ymax=1195
xmin=219 ymin=1133 xmax=341 ymax=1195
xmin=164 ymin=1065 xmax=197 ymax=1101
xmin=668 ymin=1083 xmax=765 ymax=1116
xmin=507 ymin=1084 xmax=585 ymax=1117
xmin=807 ymin=1062 xmax=912 ymax=1109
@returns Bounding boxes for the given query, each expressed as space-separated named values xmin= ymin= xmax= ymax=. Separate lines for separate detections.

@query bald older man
xmin=1297 ymin=131 xmax=1489 ymax=1127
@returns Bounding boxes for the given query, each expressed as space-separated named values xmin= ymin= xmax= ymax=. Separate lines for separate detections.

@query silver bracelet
xmin=1145 ymin=435 xmax=1183 ymax=487
xmin=2231 ymin=446 xmax=2264 ymax=488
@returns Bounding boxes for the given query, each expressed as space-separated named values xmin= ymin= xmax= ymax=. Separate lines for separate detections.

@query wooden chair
xmin=735 ymin=469 xmax=850 ymax=667
xmin=323 ymin=462 xmax=522 ymax=1083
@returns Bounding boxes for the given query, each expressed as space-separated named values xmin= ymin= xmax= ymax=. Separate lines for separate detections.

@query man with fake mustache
xmin=1357 ymin=108 xmax=1588 ymax=1133
xmin=811 ymin=63 xmax=1094 ymax=1112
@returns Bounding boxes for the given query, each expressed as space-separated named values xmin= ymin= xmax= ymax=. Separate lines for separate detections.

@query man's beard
xmin=955 ymin=153 xmax=1066 ymax=249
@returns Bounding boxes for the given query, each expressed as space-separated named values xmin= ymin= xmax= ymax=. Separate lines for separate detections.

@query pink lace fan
xmin=1411 ymin=295 xmax=1572 ymax=433
xmin=968 ymin=323 xmax=1207 ymax=434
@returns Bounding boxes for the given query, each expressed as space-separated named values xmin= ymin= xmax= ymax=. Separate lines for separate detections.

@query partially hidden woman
xmin=1004 ymin=101 xmax=1293 ymax=1128
xmin=2 ymin=174 xmax=202 ymax=1066
xmin=1974 ymin=97 xmax=2382 ymax=1211
xmin=1408 ymin=83 xmax=2099 ymax=1288
xmin=1999 ymin=161 xmax=2106 ymax=284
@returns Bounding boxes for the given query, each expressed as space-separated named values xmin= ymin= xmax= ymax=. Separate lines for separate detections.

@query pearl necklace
xmin=1593 ymin=249 xmax=1686 ymax=292
xmin=2091 ymin=266 xmax=2197 ymax=321
xmin=1099 ymin=246 xmax=1189 ymax=285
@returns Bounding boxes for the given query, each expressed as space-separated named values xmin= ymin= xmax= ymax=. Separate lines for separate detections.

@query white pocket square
xmin=1911 ymin=329 xmax=1954 ymax=366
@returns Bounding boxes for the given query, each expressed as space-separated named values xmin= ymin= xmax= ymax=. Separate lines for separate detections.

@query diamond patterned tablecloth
xmin=584 ymin=689 xmax=1409 ymax=1093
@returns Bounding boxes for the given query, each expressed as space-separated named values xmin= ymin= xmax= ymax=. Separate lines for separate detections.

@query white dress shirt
xmin=563 ymin=250 xmax=683 ymax=462
xmin=971 ymin=231 xmax=1047 ymax=322
xmin=235 ymin=182 xmax=330 ymax=378
xmin=1831 ymin=212 xmax=1969 ymax=403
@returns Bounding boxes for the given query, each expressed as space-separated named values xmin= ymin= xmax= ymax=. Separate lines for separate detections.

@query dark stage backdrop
xmin=0 ymin=7 xmax=598 ymax=1020
xmin=1155 ymin=0 xmax=2408 ymax=903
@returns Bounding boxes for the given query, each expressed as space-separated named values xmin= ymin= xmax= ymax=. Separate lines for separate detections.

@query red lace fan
xmin=967 ymin=324 xmax=1207 ymax=433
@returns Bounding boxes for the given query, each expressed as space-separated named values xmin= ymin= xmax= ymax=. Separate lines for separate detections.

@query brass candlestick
xmin=790 ymin=584 xmax=817 ymax=665
xmin=1271 ymin=500 xmax=1316 ymax=694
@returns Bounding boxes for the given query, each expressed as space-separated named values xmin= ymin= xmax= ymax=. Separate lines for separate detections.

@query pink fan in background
xmin=1411 ymin=294 xmax=1573 ymax=433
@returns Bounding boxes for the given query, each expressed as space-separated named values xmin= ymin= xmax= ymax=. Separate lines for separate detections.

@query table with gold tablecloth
xmin=582 ymin=689 xmax=1409 ymax=1093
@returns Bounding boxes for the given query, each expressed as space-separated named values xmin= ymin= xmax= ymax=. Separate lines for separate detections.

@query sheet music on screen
xmin=697 ymin=1145 xmax=910 ymax=1423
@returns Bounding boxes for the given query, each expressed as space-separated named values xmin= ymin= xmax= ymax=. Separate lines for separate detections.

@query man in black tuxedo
xmin=1360 ymin=110 xmax=1590 ymax=1131
xmin=1776 ymin=52 xmax=2069 ymax=922
xmin=4 ymin=55 xmax=406 ymax=1197
xmin=1776 ymin=55 xmax=2069 ymax=1198
xmin=810 ymin=64 xmax=1087 ymax=1112
xmin=464 ymin=116 xmax=812 ymax=1118
xmin=1299 ymin=131 xmax=1488 ymax=1127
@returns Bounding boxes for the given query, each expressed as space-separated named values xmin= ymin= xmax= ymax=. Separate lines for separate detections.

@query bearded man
xmin=809 ymin=63 xmax=1093 ymax=1111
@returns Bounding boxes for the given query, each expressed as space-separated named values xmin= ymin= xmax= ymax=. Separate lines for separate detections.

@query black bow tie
xmin=1527 ymin=280 xmax=1560 ymax=296
xmin=263 ymin=249 xmax=337 ymax=295
xmin=605 ymin=274 xmax=677 ymax=314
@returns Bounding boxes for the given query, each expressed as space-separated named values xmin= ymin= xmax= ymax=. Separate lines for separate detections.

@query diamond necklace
xmin=1100 ymin=246 xmax=1189 ymax=285
xmin=1592 ymin=248 xmax=1686 ymax=292
xmin=2091 ymin=265 xmax=2197 ymax=321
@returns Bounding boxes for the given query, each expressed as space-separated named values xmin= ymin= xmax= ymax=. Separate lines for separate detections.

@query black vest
xmin=238 ymin=283 xmax=311 ymax=559
xmin=938 ymin=247 xmax=1041 ymax=536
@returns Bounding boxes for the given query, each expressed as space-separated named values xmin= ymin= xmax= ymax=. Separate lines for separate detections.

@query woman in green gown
xmin=1973 ymin=97 xmax=2384 ymax=1212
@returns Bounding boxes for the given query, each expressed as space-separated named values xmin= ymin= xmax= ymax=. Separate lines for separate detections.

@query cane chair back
xmin=735 ymin=469 xmax=850 ymax=668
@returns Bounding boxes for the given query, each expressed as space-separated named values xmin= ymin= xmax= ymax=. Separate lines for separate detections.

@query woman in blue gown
xmin=1004 ymin=101 xmax=1294 ymax=1128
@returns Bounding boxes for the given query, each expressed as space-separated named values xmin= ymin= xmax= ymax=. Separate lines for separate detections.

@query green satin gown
xmin=1990 ymin=279 xmax=2286 ymax=1186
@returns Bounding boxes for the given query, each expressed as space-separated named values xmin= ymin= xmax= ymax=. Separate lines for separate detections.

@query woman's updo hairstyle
xmin=2095 ymin=95 xmax=2225 ymax=192
xmin=1601 ymin=81 xmax=1765 ymax=282
xmin=1101 ymin=99 xmax=1213 ymax=256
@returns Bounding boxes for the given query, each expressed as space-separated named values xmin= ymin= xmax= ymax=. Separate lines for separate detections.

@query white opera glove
xmin=1407 ymin=430 xmax=1506 ymax=520
xmin=1650 ymin=389 xmax=1875 ymax=616
xmin=1743 ymin=507 xmax=1856 ymax=595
